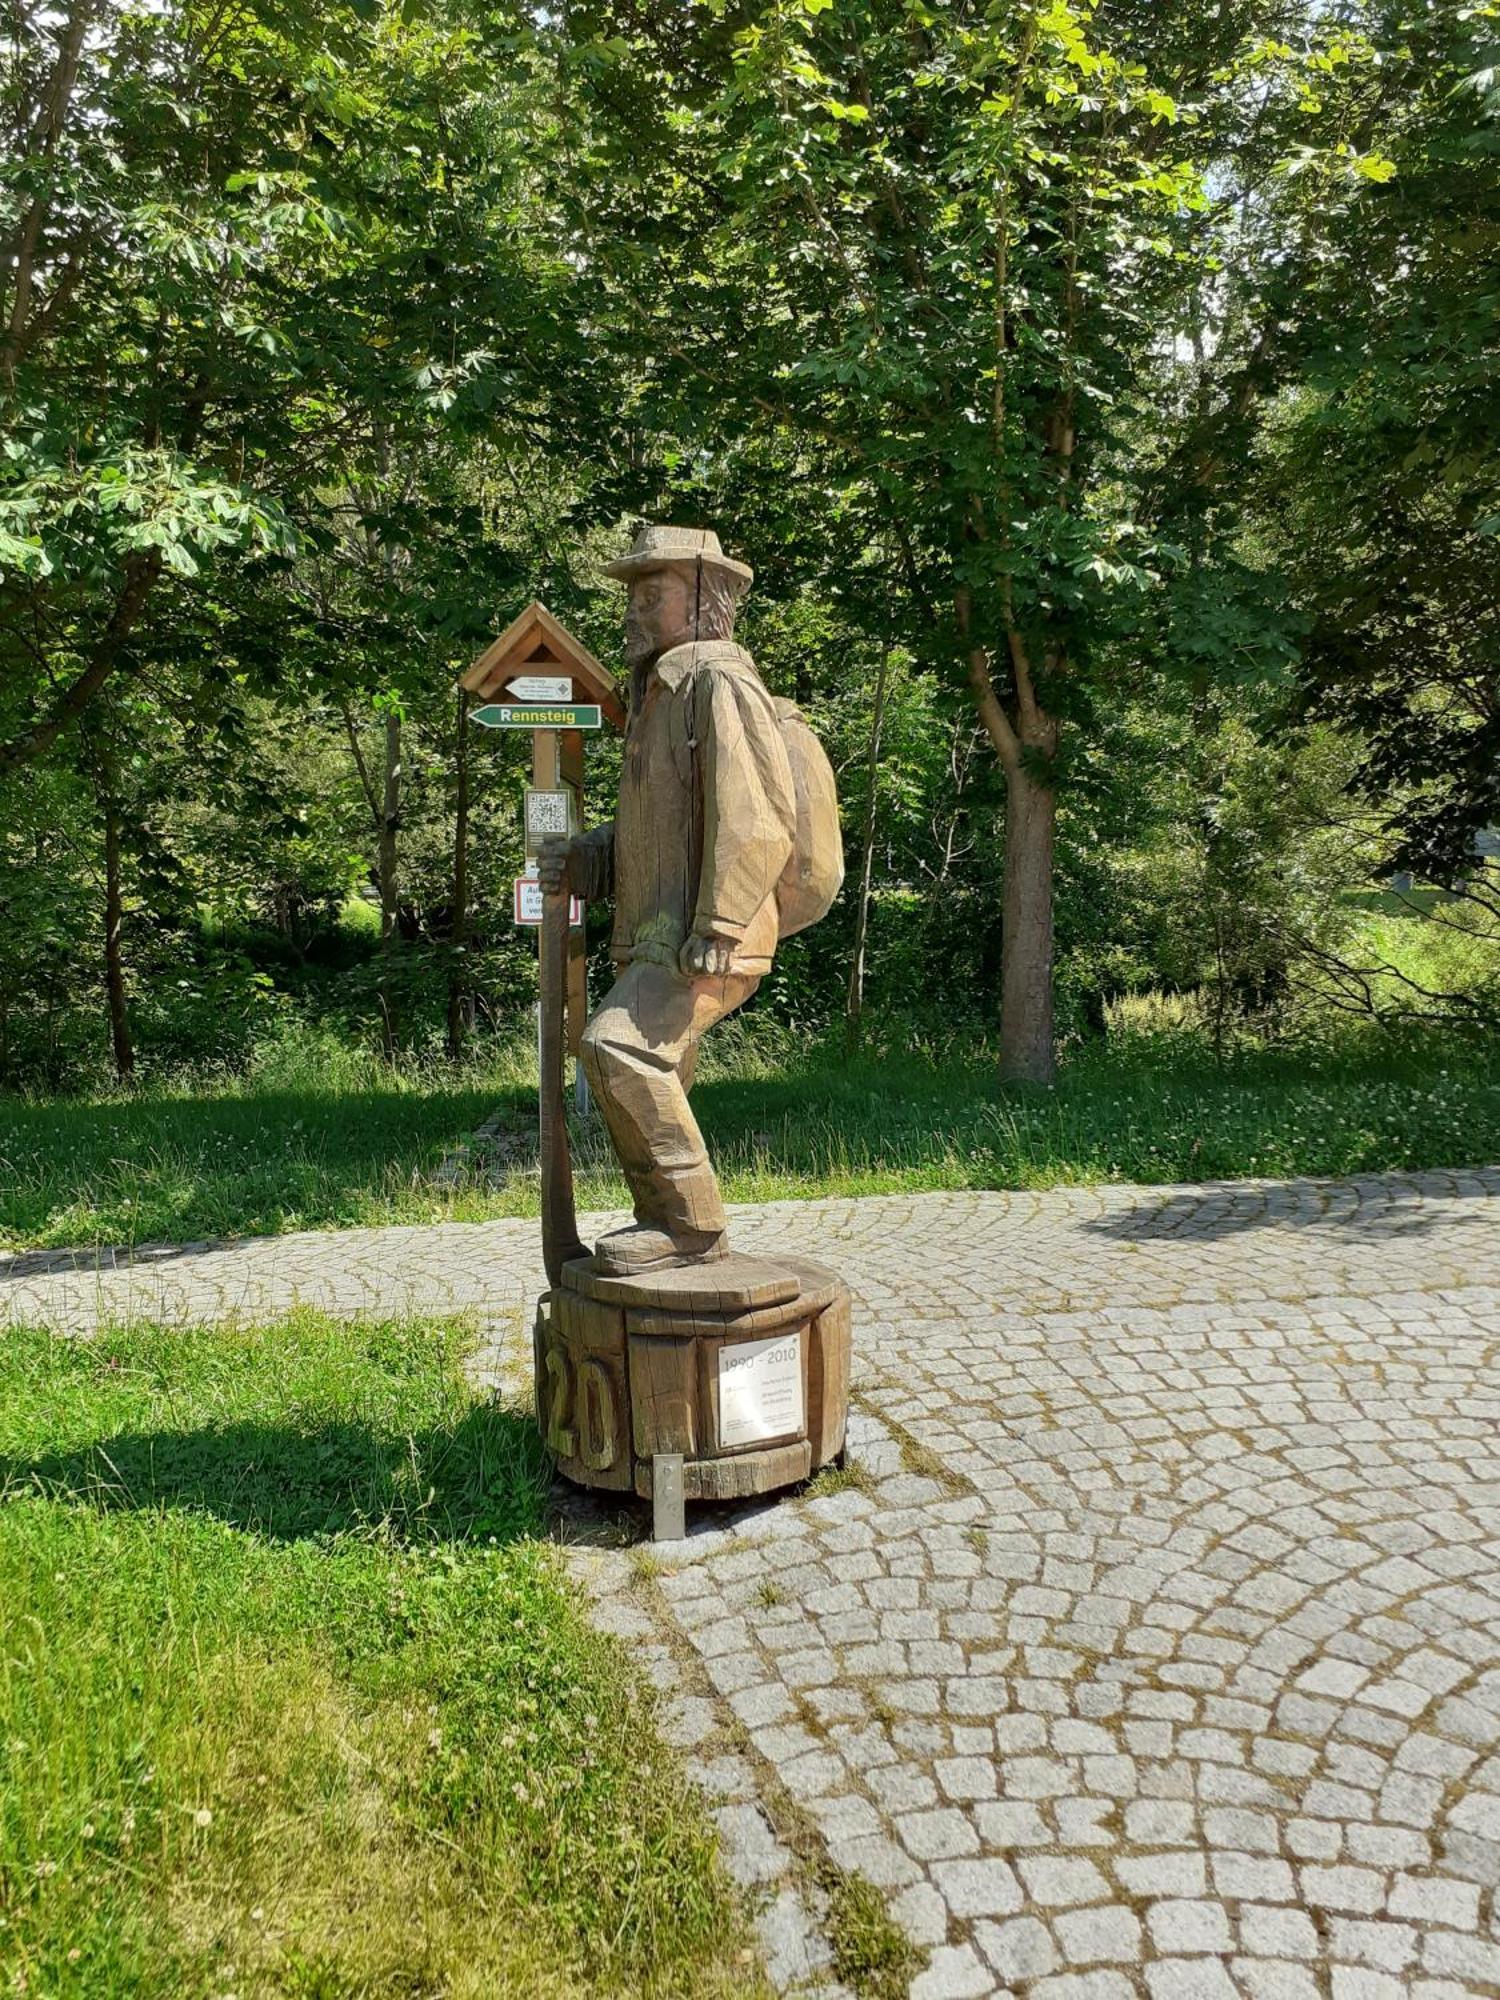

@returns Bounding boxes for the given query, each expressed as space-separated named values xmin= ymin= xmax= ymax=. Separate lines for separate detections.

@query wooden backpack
xmin=771 ymin=697 xmax=844 ymax=938
xmin=679 ymin=640 xmax=844 ymax=942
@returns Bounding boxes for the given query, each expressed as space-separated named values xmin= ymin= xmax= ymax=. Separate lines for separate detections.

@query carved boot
xmin=594 ymin=1222 xmax=729 ymax=1275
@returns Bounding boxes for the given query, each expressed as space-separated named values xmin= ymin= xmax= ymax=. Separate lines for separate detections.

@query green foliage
xmin=0 ymin=1311 xmax=757 ymax=1997
xmin=0 ymin=0 xmax=1493 ymax=1111
xmin=1307 ymin=874 xmax=1500 ymax=1030
xmin=0 ymin=0 xmax=595 ymax=1082
xmin=1254 ymin=4 xmax=1500 ymax=883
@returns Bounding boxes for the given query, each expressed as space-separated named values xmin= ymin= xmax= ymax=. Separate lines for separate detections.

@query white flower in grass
xmin=193 ymin=1807 xmax=213 ymax=1829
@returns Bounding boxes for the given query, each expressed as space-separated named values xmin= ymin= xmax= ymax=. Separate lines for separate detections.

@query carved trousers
xmin=579 ymin=958 xmax=759 ymax=1240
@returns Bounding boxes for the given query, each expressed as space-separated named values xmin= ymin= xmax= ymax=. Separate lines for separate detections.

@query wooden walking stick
xmin=539 ymin=873 xmax=588 ymax=1285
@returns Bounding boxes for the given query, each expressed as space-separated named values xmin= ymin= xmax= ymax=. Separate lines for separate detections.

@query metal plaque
xmin=514 ymin=869 xmax=583 ymax=928
xmin=717 ymin=1332 xmax=804 ymax=1449
xmin=652 ymin=1453 xmax=686 ymax=1542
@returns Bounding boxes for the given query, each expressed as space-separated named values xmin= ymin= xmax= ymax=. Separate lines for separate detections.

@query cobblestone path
xmin=7 ymin=1167 xmax=1500 ymax=1998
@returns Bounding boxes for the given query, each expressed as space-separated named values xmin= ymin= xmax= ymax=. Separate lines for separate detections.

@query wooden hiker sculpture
xmin=538 ymin=524 xmax=842 ymax=1276
xmin=530 ymin=525 xmax=853 ymax=1528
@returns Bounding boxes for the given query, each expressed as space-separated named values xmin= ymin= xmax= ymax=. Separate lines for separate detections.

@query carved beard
xmin=624 ymin=625 xmax=655 ymax=713
xmin=624 ymin=590 xmax=689 ymax=707
xmin=624 ymin=563 xmax=724 ymax=710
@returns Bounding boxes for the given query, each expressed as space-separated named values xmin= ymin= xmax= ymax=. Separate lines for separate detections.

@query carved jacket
xmin=573 ymin=640 xmax=796 ymax=977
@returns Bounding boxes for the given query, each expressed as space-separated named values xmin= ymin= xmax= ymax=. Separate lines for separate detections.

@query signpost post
xmin=458 ymin=602 xmax=625 ymax=1099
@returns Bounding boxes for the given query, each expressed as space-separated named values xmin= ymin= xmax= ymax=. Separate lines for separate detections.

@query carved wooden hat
xmin=603 ymin=524 xmax=753 ymax=588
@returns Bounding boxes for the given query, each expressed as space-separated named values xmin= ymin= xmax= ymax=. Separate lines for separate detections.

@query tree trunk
xmin=999 ymin=761 xmax=1055 ymax=1086
xmin=378 ymin=710 xmax=401 ymax=1062
xmin=446 ymin=690 xmax=471 ymax=1062
xmin=955 ymin=589 xmax=1060 ymax=1086
xmin=846 ymin=637 xmax=893 ymax=1052
xmin=102 ymin=785 xmax=134 ymax=1081
xmin=378 ymin=710 xmax=401 ymax=938
xmin=0 ymin=0 xmax=94 ymax=384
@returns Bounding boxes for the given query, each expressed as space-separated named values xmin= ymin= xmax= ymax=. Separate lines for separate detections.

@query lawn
xmin=0 ymin=1312 xmax=761 ymax=1999
xmin=0 ymin=1068 xmax=508 ymax=1251
xmin=2 ymin=1017 xmax=1499 ymax=1253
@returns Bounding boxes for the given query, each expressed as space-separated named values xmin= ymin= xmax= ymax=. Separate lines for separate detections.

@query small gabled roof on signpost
xmin=460 ymin=601 xmax=626 ymax=730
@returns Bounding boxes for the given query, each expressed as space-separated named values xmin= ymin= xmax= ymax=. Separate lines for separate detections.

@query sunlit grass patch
xmin=821 ymin=1864 xmax=925 ymax=2000
xmin=0 ymin=1047 xmax=526 ymax=1250
xmin=2 ymin=1011 xmax=1499 ymax=1252
xmin=0 ymin=1312 xmax=759 ymax=1998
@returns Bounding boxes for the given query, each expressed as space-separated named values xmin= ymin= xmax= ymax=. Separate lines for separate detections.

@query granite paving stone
xmin=9 ymin=1166 xmax=1500 ymax=1996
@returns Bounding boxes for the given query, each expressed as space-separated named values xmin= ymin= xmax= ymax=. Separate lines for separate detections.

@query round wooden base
xmin=533 ymin=1251 xmax=851 ymax=1505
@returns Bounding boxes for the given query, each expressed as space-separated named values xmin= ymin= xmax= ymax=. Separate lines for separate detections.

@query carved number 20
xmin=544 ymin=1345 xmax=618 ymax=1473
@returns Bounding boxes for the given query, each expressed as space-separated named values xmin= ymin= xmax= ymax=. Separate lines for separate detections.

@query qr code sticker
xmin=527 ymin=791 xmax=570 ymax=837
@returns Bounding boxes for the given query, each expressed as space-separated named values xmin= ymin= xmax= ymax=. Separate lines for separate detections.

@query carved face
xmin=623 ymin=566 xmax=696 ymax=666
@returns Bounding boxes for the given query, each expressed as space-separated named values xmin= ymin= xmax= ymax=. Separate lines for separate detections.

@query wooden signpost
xmin=459 ymin=602 xmax=625 ymax=1060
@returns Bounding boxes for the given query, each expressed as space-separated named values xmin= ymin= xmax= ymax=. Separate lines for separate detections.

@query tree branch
xmin=0 ymin=549 xmax=162 ymax=776
xmin=956 ymin=585 xmax=1020 ymax=771
xmin=1 ymin=0 xmax=94 ymax=385
xmin=339 ymin=700 xmax=381 ymax=823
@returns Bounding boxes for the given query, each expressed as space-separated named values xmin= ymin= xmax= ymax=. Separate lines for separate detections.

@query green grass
xmin=821 ymin=1867 xmax=925 ymax=2000
xmin=0 ymin=1028 xmax=516 ymax=1251
xmin=802 ymin=1460 xmax=876 ymax=1503
xmin=0 ymin=1312 xmax=761 ymax=1999
xmin=2 ymin=1012 xmax=1499 ymax=1253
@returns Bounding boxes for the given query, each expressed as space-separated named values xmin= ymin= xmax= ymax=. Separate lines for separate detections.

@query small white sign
xmin=513 ymin=872 xmax=582 ymax=927
xmin=509 ymin=674 xmax=572 ymax=703
xmin=717 ymin=1332 xmax=803 ymax=1449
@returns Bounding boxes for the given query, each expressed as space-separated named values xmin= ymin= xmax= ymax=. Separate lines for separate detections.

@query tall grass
xmin=2 ymin=1008 xmax=1497 ymax=1253
xmin=0 ymin=1024 xmax=534 ymax=1250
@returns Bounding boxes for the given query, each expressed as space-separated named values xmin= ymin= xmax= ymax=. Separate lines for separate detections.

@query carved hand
xmin=536 ymin=837 xmax=573 ymax=894
xmin=678 ymin=932 xmax=735 ymax=979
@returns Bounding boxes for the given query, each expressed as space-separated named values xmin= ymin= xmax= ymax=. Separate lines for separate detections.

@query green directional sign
xmin=471 ymin=702 xmax=602 ymax=731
